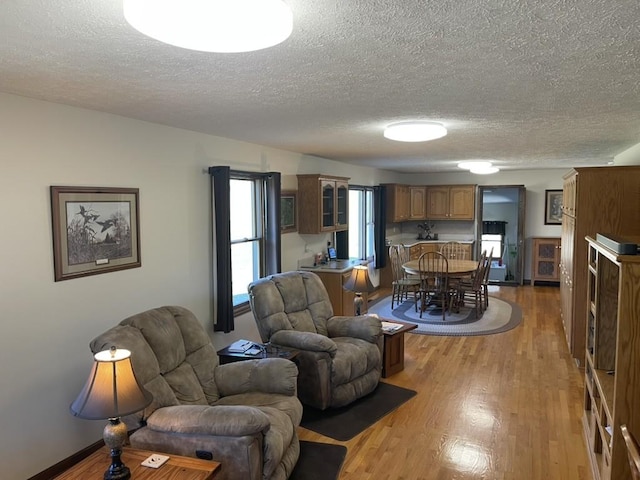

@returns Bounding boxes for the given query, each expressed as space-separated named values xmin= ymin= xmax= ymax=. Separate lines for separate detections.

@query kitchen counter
xmin=298 ymin=258 xmax=368 ymax=274
xmin=297 ymin=259 xmax=370 ymax=315
xmin=387 ymin=236 xmax=475 ymax=248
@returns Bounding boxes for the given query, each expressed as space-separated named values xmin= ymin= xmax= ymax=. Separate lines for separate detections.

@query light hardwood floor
xmin=297 ymin=285 xmax=592 ymax=480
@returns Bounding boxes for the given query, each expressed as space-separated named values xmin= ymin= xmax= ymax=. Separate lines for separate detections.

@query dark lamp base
xmin=103 ymin=418 xmax=131 ymax=480
xmin=104 ymin=456 xmax=130 ymax=480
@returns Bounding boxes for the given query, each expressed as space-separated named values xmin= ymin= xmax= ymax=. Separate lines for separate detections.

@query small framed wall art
xmin=50 ymin=186 xmax=141 ymax=281
xmin=544 ymin=189 xmax=563 ymax=225
xmin=280 ymin=190 xmax=297 ymax=233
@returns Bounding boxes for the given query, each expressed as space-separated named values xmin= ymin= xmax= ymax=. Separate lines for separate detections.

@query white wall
xmin=0 ymin=92 xmax=393 ymax=479
xmin=0 ymin=91 xmax=573 ymax=478
xmin=614 ymin=141 xmax=640 ymax=165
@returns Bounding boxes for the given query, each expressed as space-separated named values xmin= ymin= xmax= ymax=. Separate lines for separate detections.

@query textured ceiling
xmin=1 ymin=0 xmax=639 ymax=173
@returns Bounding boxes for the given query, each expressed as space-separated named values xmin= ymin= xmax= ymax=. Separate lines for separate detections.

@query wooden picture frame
xmin=281 ymin=191 xmax=297 ymax=233
xmin=50 ymin=186 xmax=141 ymax=281
xmin=544 ymin=189 xmax=563 ymax=225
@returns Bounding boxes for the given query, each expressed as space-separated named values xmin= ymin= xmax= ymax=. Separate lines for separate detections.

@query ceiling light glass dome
xmin=470 ymin=166 xmax=500 ymax=174
xmin=383 ymin=122 xmax=447 ymax=142
xmin=458 ymin=161 xmax=493 ymax=170
xmin=458 ymin=161 xmax=499 ymax=174
xmin=123 ymin=0 xmax=293 ymax=53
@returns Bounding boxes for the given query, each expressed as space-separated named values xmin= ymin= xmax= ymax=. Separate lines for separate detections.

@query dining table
xmin=402 ymin=258 xmax=479 ymax=277
xmin=403 ymin=258 xmax=480 ymax=315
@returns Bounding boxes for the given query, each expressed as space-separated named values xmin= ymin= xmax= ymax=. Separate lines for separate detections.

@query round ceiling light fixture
xmin=123 ymin=0 xmax=293 ymax=53
xmin=383 ymin=121 xmax=447 ymax=142
xmin=458 ymin=161 xmax=492 ymax=170
xmin=470 ymin=165 xmax=500 ymax=174
xmin=458 ymin=161 xmax=500 ymax=174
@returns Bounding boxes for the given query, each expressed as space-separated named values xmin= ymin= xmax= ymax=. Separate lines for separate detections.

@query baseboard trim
xmin=27 ymin=439 xmax=104 ymax=480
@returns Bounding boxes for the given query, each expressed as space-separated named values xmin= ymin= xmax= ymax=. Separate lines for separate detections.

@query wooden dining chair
xmin=417 ymin=251 xmax=450 ymax=320
xmin=389 ymin=245 xmax=420 ymax=310
xmin=481 ymin=247 xmax=494 ymax=310
xmin=454 ymin=251 xmax=488 ymax=318
xmin=440 ymin=241 xmax=467 ymax=260
xmin=621 ymin=424 xmax=640 ymax=480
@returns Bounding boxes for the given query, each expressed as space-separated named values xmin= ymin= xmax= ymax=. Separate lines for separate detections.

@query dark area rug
xmin=290 ymin=441 xmax=347 ymax=480
xmin=300 ymin=382 xmax=417 ymax=441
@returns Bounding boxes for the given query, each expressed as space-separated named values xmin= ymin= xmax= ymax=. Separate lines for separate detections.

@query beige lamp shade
xmin=343 ymin=265 xmax=375 ymax=294
xmin=70 ymin=347 xmax=152 ymax=420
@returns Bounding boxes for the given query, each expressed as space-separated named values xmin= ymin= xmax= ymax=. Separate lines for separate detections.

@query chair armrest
xmin=146 ymin=404 xmax=270 ymax=437
xmin=215 ymin=358 xmax=298 ymax=397
xmin=270 ymin=330 xmax=337 ymax=357
xmin=327 ymin=315 xmax=382 ymax=343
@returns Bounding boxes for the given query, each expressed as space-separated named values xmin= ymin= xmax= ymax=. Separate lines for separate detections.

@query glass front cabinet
xmin=298 ymin=175 xmax=350 ymax=234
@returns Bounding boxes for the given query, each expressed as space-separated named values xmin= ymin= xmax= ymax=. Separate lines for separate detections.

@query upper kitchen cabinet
xmin=427 ymin=185 xmax=476 ymax=220
xmin=385 ymin=184 xmax=410 ymax=223
xmin=297 ymin=174 xmax=350 ymax=234
xmin=408 ymin=186 xmax=427 ymax=220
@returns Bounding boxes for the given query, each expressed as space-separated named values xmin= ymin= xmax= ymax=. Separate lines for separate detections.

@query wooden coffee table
xmin=381 ymin=319 xmax=417 ymax=377
xmin=54 ymin=446 xmax=220 ymax=479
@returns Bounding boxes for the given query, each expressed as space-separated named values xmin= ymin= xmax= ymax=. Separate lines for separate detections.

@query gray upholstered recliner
xmin=90 ymin=306 xmax=302 ymax=480
xmin=248 ymin=271 xmax=382 ymax=410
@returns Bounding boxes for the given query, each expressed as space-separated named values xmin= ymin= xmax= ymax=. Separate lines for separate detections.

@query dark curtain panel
xmin=374 ymin=185 xmax=387 ymax=269
xmin=483 ymin=221 xmax=507 ymax=235
xmin=335 ymin=230 xmax=349 ymax=259
xmin=208 ymin=166 xmax=234 ymax=333
xmin=264 ymin=172 xmax=282 ymax=275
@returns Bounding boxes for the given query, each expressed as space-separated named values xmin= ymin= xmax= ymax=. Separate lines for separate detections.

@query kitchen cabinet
xmin=560 ymin=166 xmax=640 ymax=364
xmin=409 ymin=242 xmax=439 ymax=260
xmin=297 ymin=174 xmax=349 ymax=234
xmin=582 ymin=236 xmax=640 ymax=480
xmin=408 ymin=186 xmax=427 ymax=220
xmin=530 ymin=237 xmax=561 ymax=285
xmin=408 ymin=242 xmax=472 ymax=260
xmin=385 ymin=184 xmax=410 ymax=222
xmin=426 ymin=185 xmax=476 ymax=220
xmin=313 ymin=269 xmax=367 ymax=316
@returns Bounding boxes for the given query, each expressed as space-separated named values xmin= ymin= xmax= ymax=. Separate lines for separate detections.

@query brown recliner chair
xmin=90 ymin=305 xmax=302 ymax=480
xmin=248 ymin=271 xmax=382 ymax=410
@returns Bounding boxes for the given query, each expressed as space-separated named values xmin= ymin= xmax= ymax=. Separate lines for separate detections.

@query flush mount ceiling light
xmin=383 ymin=122 xmax=447 ymax=142
xmin=458 ymin=161 xmax=492 ymax=170
xmin=470 ymin=165 xmax=500 ymax=174
xmin=123 ymin=0 xmax=293 ymax=53
xmin=458 ymin=161 xmax=500 ymax=174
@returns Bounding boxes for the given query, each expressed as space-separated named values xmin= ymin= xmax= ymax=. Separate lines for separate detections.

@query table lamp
xmin=70 ymin=346 xmax=152 ymax=480
xmin=343 ymin=265 xmax=375 ymax=315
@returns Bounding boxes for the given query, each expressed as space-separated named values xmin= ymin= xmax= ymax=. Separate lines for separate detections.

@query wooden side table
xmin=381 ymin=320 xmax=417 ymax=377
xmin=54 ymin=446 xmax=220 ymax=479
xmin=217 ymin=344 xmax=299 ymax=365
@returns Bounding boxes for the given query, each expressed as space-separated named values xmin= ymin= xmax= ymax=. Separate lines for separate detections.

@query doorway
xmin=476 ymin=185 xmax=526 ymax=285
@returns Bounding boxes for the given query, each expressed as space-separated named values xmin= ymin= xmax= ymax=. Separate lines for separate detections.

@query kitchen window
xmin=348 ymin=186 xmax=375 ymax=260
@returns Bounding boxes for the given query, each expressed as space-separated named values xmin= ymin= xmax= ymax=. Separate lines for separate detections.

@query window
xmin=230 ymin=177 xmax=264 ymax=309
xmin=209 ymin=167 xmax=281 ymax=331
xmin=348 ymin=186 xmax=375 ymax=260
xmin=481 ymin=234 xmax=503 ymax=259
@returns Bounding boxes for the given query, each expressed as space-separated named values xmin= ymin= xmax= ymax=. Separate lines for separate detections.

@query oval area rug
xmin=368 ymin=295 xmax=522 ymax=336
